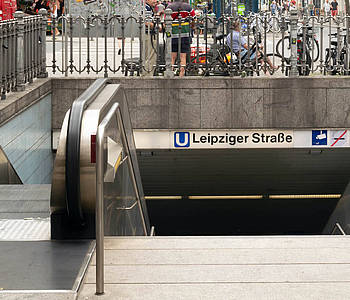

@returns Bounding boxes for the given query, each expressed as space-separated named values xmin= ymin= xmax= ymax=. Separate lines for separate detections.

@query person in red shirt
xmin=167 ymin=0 xmax=195 ymax=77
xmin=331 ymin=0 xmax=338 ymax=16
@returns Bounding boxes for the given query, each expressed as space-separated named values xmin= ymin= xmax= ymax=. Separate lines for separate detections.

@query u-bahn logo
xmin=174 ymin=132 xmax=190 ymax=148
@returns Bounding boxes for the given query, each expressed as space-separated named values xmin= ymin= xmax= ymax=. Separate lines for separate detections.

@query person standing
xmin=330 ymin=0 xmax=338 ymax=16
xmin=167 ymin=0 xmax=195 ymax=77
xmin=156 ymin=0 xmax=165 ymax=21
xmin=324 ymin=0 xmax=331 ymax=16
xmin=271 ymin=1 xmax=277 ymax=15
xmin=308 ymin=0 xmax=314 ymax=16
xmin=57 ymin=0 xmax=64 ymax=18
xmin=143 ymin=0 xmax=157 ymax=76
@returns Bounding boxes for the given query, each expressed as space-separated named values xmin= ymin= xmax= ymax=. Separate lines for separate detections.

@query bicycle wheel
xmin=189 ymin=54 xmax=214 ymax=75
xmin=209 ymin=60 xmax=230 ymax=76
xmin=276 ymin=36 xmax=291 ymax=59
xmin=266 ymin=53 xmax=283 ymax=66
xmin=307 ymin=37 xmax=319 ymax=62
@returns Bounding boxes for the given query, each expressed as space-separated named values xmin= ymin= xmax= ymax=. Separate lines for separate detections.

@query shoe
xmin=118 ymin=49 xmax=121 ymax=55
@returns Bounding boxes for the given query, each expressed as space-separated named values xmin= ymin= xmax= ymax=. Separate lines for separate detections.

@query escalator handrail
xmin=96 ymin=102 xmax=150 ymax=294
xmin=65 ymin=78 xmax=110 ymax=225
xmin=331 ymin=222 xmax=346 ymax=235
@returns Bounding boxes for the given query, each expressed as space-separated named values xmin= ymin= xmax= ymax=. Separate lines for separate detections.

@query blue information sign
xmin=312 ymin=130 xmax=327 ymax=146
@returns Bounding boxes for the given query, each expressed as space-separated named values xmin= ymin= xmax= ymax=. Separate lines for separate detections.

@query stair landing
xmin=78 ymin=236 xmax=350 ymax=300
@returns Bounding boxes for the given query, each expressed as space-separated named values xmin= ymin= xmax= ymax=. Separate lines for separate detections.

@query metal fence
xmin=0 ymin=9 xmax=47 ymax=99
xmin=3 ymin=8 xmax=350 ymax=98
xmin=45 ymin=9 xmax=350 ymax=78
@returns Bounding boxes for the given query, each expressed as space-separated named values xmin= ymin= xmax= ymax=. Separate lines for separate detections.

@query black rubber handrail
xmin=65 ymin=78 xmax=110 ymax=225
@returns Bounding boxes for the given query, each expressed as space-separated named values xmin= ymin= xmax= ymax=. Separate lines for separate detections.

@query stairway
xmin=78 ymin=236 xmax=350 ymax=300
xmin=0 ymin=184 xmax=50 ymax=219
xmin=0 ymin=185 xmax=50 ymax=240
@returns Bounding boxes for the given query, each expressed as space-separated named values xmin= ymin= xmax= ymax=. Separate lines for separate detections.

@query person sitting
xmin=226 ymin=20 xmax=277 ymax=73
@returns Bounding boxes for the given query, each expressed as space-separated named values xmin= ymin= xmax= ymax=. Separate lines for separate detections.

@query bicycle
xmin=276 ymin=25 xmax=319 ymax=62
xmin=267 ymin=36 xmax=312 ymax=76
xmin=187 ymin=34 xmax=232 ymax=76
xmin=324 ymin=31 xmax=349 ymax=75
xmin=187 ymin=31 xmax=266 ymax=76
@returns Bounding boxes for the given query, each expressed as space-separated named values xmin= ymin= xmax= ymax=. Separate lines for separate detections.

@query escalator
xmin=50 ymin=79 xmax=150 ymax=239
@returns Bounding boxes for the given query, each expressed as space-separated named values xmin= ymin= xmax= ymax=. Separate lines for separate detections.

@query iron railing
xmin=45 ymin=9 xmax=350 ymax=78
xmin=0 ymin=9 xmax=47 ymax=100
xmin=3 ymin=9 xmax=350 ymax=98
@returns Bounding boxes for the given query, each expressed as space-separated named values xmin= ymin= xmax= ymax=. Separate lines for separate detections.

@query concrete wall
xmin=52 ymin=77 xmax=350 ymax=131
xmin=0 ymin=79 xmax=53 ymax=184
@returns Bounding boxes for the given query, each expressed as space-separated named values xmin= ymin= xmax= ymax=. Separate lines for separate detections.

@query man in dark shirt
xmin=167 ymin=0 xmax=195 ymax=77
xmin=57 ymin=0 xmax=64 ymax=17
xmin=330 ymin=0 xmax=338 ymax=16
xmin=33 ymin=0 xmax=48 ymax=14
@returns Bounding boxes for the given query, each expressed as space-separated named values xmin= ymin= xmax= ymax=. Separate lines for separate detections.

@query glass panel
xmin=102 ymin=114 xmax=145 ymax=236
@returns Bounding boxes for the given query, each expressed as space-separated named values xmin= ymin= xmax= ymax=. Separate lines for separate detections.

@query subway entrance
xmin=138 ymin=148 xmax=350 ymax=236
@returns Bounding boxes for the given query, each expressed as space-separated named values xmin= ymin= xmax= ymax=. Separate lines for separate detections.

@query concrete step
xmin=0 ymin=200 xmax=49 ymax=213
xmin=78 ymin=236 xmax=350 ymax=300
xmin=103 ymin=235 xmax=350 ymax=249
xmin=0 ymin=212 xmax=49 ymax=219
xmin=0 ymin=184 xmax=50 ymax=219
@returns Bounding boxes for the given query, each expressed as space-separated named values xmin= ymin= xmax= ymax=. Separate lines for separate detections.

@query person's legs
xmin=171 ymin=52 xmax=177 ymax=68
xmin=178 ymin=37 xmax=191 ymax=77
xmin=143 ymin=34 xmax=156 ymax=77
xmin=171 ymin=38 xmax=181 ymax=72
xmin=117 ymin=38 xmax=122 ymax=55
xmin=266 ymin=56 xmax=278 ymax=70
xmin=179 ymin=53 xmax=186 ymax=77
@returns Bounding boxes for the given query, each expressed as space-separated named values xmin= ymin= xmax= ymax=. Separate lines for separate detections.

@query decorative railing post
xmin=38 ymin=9 xmax=48 ymax=78
xmin=164 ymin=8 xmax=174 ymax=78
xmin=289 ymin=8 xmax=299 ymax=77
xmin=14 ymin=11 xmax=25 ymax=91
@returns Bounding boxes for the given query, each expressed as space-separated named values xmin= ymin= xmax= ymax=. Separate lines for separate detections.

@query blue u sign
xmin=174 ymin=132 xmax=190 ymax=148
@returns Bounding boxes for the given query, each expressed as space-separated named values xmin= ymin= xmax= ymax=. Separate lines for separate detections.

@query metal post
xmin=232 ymin=0 xmax=238 ymax=17
xmin=64 ymin=14 xmax=69 ymax=77
xmin=14 ymin=11 xmax=25 ymax=91
xmin=0 ymin=23 xmax=4 ymax=99
xmin=345 ymin=16 xmax=350 ymax=74
xmin=164 ymin=8 xmax=174 ymax=78
xmin=96 ymin=125 xmax=105 ymax=296
xmin=289 ymin=8 xmax=299 ymax=77
xmin=38 ymin=9 xmax=48 ymax=78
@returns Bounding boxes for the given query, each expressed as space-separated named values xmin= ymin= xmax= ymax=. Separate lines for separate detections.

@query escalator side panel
xmin=51 ymin=83 xmax=150 ymax=239
xmin=65 ymin=79 xmax=110 ymax=225
xmin=323 ymin=183 xmax=350 ymax=234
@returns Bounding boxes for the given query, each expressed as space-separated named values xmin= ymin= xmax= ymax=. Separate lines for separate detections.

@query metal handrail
xmin=331 ymin=222 xmax=346 ymax=235
xmin=96 ymin=102 xmax=148 ymax=295
xmin=67 ymin=78 xmax=109 ymax=225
